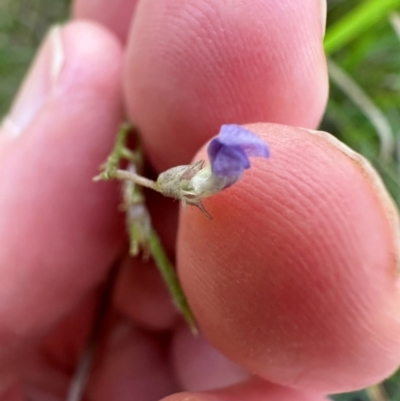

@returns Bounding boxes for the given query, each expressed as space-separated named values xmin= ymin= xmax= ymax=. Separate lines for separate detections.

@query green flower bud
xmin=156 ymin=160 xmax=204 ymax=199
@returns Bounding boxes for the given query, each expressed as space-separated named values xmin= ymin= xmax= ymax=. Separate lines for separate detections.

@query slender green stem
xmin=112 ymin=169 xmax=160 ymax=191
xmin=121 ymin=148 xmax=141 ymax=164
xmin=95 ymin=122 xmax=197 ymax=333
xmin=103 ymin=122 xmax=132 ymax=173
xmin=148 ymin=229 xmax=198 ymax=334
xmin=94 ymin=163 xmax=159 ymax=193
xmin=123 ymin=164 xmax=152 ymax=257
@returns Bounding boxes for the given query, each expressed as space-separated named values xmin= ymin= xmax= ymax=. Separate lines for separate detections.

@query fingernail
xmin=319 ymin=0 xmax=327 ymax=37
xmin=304 ymin=128 xmax=400 ymax=272
xmin=1 ymin=25 xmax=65 ymax=138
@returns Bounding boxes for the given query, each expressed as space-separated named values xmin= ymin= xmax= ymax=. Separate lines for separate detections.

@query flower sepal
xmin=156 ymin=125 xmax=270 ymax=218
xmin=156 ymin=160 xmax=214 ymax=218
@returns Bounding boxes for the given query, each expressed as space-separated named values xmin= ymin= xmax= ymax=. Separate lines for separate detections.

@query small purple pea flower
xmin=156 ymin=124 xmax=270 ymax=217
xmin=208 ymin=124 xmax=270 ymax=186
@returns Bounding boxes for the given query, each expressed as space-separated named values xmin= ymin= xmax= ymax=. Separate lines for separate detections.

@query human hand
xmin=0 ymin=0 xmax=399 ymax=400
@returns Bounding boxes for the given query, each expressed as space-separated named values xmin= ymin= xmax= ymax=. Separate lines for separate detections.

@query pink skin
xmin=73 ymin=0 xmax=139 ymax=43
xmin=179 ymin=124 xmax=400 ymax=392
xmin=122 ymin=0 xmax=328 ymax=171
xmin=0 ymin=0 xmax=397 ymax=400
xmin=160 ymin=379 xmax=327 ymax=401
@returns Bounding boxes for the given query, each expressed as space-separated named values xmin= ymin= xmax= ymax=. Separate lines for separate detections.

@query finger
xmin=0 ymin=384 xmax=24 ymax=401
xmin=0 ymin=22 xmax=124 ymax=360
xmin=88 ymin=321 xmax=177 ymax=401
xmin=171 ymin=323 xmax=250 ymax=392
xmin=124 ymin=0 xmax=328 ymax=171
xmin=177 ymin=124 xmax=400 ymax=393
xmin=160 ymin=379 xmax=327 ymax=401
xmin=72 ymin=0 xmax=139 ymax=43
xmin=21 ymin=293 xmax=98 ymax=400
xmin=39 ymin=292 xmax=98 ymax=372
xmin=113 ymin=255 xmax=178 ymax=330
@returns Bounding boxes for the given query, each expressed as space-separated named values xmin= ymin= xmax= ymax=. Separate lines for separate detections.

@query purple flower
xmin=156 ymin=124 xmax=270 ymax=218
xmin=208 ymin=124 xmax=270 ymax=184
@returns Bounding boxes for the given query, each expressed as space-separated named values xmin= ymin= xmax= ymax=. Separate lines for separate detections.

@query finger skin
xmin=38 ymin=292 xmax=98 ymax=373
xmin=160 ymin=378 xmax=327 ymax=401
xmin=17 ymin=293 xmax=98 ymax=400
xmin=88 ymin=322 xmax=177 ymax=401
xmin=0 ymin=384 xmax=24 ymax=401
xmin=114 ymin=255 xmax=178 ymax=330
xmin=72 ymin=0 xmax=139 ymax=43
xmin=177 ymin=124 xmax=400 ymax=392
xmin=0 ymin=22 xmax=125 ymax=358
xmin=171 ymin=323 xmax=250 ymax=392
xmin=124 ymin=0 xmax=328 ymax=171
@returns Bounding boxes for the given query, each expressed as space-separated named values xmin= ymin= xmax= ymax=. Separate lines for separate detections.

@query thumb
xmin=177 ymin=123 xmax=400 ymax=393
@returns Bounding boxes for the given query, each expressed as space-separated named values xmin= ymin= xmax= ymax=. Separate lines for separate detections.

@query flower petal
xmin=218 ymin=124 xmax=270 ymax=158
xmin=208 ymin=138 xmax=249 ymax=178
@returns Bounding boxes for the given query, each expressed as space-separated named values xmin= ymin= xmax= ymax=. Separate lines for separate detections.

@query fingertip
xmin=159 ymin=379 xmax=327 ymax=401
xmin=61 ymin=20 xmax=123 ymax=94
xmin=88 ymin=322 xmax=177 ymax=401
xmin=177 ymin=123 xmax=400 ymax=392
xmin=171 ymin=323 xmax=250 ymax=391
xmin=73 ymin=0 xmax=138 ymax=43
xmin=124 ymin=0 xmax=328 ymax=170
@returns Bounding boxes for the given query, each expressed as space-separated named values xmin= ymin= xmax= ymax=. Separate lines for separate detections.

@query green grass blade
xmin=324 ymin=0 xmax=400 ymax=54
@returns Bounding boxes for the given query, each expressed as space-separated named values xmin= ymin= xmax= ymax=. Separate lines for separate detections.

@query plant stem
xmin=111 ymin=169 xmax=160 ymax=192
xmin=95 ymin=121 xmax=197 ymax=333
xmin=123 ymin=164 xmax=152 ymax=257
xmin=148 ymin=229 xmax=198 ymax=334
xmin=104 ymin=122 xmax=132 ymax=172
